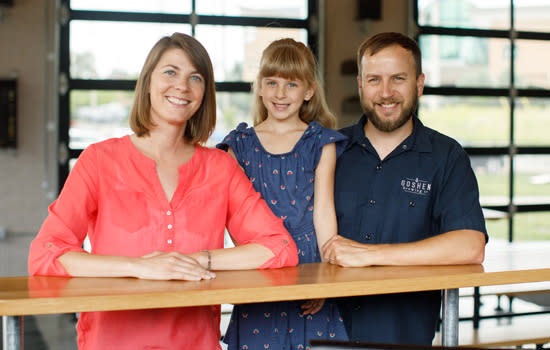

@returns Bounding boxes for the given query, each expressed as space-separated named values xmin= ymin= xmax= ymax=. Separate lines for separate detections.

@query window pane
xmin=471 ymin=155 xmax=510 ymax=207
xmin=419 ymin=35 xmax=510 ymax=88
xmin=70 ymin=0 xmax=191 ymax=13
xmin=513 ymin=212 xmax=550 ymax=241
xmin=419 ymin=96 xmax=510 ymax=147
xmin=209 ymin=92 xmax=254 ymax=147
xmin=70 ymin=90 xmax=133 ymax=149
xmin=515 ymin=40 xmax=550 ymax=90
xmin=516 ymin=98 xmax=550 ymax=146
xmin=70 ymin=21 xmax=191 ymax=79
xmin=514 ymin=155 xmax=550 ymax=205
xmin=196 ymin=25 xmax=307 ymax=82
xmin=515 ymin=1 xmax=550 ymax=32
xmin=196 ymin=0 xmax=307 ymax=19
xmin=485 ymin=218 xmax=508 ymax=241
xmin=418 ymin=0 xmax=510 ymax=30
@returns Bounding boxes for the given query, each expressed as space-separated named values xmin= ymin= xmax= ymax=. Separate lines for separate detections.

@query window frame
xmin=57 ymin=0 xmax=317 ymax=189
xmin=414 ymin=0 xmax=550 ymax=242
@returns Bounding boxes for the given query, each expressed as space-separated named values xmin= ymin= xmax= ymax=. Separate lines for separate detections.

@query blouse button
xmin=167 ymin=224 xmax=173 ymax=229
xmin=167 ymin=239 xmax=173 ymax=244
xmin=402 ymin=144 xmax=408 ymax=150
xmin=409 ymin=201 xmax=415 ymax=207
xmin=376 ymin=165 xmax=382 ymax=170
xmin=166 ymin=211 xmax=172 ymax=216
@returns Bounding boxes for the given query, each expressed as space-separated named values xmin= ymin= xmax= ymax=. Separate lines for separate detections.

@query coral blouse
xmin=28 ymin=135 xmax=298 ymax=350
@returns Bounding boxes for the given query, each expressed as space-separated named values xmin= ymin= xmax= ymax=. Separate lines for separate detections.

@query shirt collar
xmin=347 ymin=114 xmax=368 ymax=148
xmin=410 ymin=115 xmax=432 ymax=153
xmin=347 ymin=114 xmax=432 ymax=154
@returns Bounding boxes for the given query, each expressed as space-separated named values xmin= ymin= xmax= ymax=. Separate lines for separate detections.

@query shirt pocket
xmin=107 ymin=189 xmax=150 ymax=233
xmin=176 ymin=186 xmax=225 ymax=246
xmin=402 ymin=192 xmax=432 ymax=241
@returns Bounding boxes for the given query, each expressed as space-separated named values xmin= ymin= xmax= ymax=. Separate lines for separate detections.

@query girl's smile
xmin=260 ymin=76 xmax=313 ymax=122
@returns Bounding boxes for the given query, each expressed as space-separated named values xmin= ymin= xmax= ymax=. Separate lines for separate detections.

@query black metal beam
xmin=70 ymin=10 xmax=307 ymax=28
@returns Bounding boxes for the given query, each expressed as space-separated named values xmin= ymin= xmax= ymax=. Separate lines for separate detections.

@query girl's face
xmin=149 ymin=48 xmax=205 ymax=128
xmin=259 ymin=76 xmax=314 ymax=122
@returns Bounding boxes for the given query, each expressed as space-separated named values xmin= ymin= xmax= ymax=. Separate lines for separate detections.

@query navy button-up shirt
xmin=334 ymin=115 xmax=487 ymax=344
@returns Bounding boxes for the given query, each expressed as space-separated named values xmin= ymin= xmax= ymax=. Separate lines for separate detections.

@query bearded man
xmin=323 ymin=32 xmax=488 ymax=345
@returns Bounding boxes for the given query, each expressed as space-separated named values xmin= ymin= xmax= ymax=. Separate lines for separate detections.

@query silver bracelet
xmin=201 ymin=250 xmax=211 ymax=270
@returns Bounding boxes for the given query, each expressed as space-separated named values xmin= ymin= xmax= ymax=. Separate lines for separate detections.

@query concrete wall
xmin=324 ymin=0 xmax=411 ymax=127
xmin=0 ymin=0 xmax=57 ymax=235
xmin=0 ymin=0 xmax=409 ymax=236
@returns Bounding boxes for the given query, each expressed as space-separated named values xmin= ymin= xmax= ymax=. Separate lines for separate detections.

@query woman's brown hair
xmin=129 ymin=32 xmax=216 ymax=144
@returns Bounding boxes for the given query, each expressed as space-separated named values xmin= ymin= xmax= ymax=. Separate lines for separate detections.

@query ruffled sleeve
xmin=216 ymin=123 xmax=254 ymax=166
xmin=304 ymin=122 xmax=348 ymax=168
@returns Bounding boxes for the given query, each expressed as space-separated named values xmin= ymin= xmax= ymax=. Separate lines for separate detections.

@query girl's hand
xmin=136 ymin=251 xmax=216 ymax=281
xmin=300 ymin=298 xmax=325 ymax=315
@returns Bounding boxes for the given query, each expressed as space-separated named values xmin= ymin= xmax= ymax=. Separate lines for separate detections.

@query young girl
xmin=218 ymin=38 xmax=348 ymax=349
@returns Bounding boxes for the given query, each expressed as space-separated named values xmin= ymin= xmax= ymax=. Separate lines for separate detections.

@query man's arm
xmin=322 ymin=229 xmax=485 ymax=267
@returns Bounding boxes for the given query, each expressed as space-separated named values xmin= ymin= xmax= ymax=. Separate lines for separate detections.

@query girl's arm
xmin=300 ymin=143 xmax=338 ymax=315
xmin=313 ymin=143 xmax=338 ymax=262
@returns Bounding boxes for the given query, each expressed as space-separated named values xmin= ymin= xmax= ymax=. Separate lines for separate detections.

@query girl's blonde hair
xmin=252 ymin=38 xmax=336 ymax=129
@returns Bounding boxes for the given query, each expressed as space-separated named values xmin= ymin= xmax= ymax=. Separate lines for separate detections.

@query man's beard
xmin=361 ymin=94 xmax=418 ymax=133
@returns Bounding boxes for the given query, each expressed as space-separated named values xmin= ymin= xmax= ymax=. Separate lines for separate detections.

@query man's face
xmin=357 ymin=45 xmax=425 ymax=133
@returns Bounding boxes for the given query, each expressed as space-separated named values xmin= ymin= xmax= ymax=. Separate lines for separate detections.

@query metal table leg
xmin=442 ymin=288 xmax=459 ymax=346
xmin=2 ymin=315 xmax=22 ymax=350
xmin=473 ymin=286 xmax=481 ymax=329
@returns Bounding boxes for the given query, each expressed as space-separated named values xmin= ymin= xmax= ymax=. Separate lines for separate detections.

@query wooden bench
xmin=433 ymin=313 xmax=550 ymax=348
xmin=461 ymin=282 xmax=550 ymax=313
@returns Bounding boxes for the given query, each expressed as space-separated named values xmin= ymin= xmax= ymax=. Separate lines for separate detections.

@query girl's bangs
xmin=260 ymin=50 xmax=309 ymax=82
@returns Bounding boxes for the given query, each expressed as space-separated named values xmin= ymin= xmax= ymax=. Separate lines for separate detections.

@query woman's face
xmin=148 ymin=48 xmax=205 ymax=128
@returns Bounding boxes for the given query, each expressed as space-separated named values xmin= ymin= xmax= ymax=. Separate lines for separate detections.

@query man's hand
xmin=322 ymin=235 xmax=375 ymax=267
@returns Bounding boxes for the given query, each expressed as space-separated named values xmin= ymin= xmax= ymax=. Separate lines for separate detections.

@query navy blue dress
xmin=217 ymin=121 xmax=349 ymax=350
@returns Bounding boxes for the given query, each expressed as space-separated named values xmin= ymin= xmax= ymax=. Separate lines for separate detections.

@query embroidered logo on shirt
xmin=401 ymin=177 xmax=432 ymax=196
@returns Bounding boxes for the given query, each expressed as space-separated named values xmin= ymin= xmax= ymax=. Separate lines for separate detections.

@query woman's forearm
xmin=57 ymin=251 xmax=138 ymax=277
xmin=57 ymin=250 xmax=215 ymax=281
xmin=193 ymin=243 xmax=275 ymax=271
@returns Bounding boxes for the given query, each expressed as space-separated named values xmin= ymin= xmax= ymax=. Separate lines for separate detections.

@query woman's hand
xmin=136 ymin=251 xmax=216 ymax=281
xmin=300 ymin=298 xmax=325 ymax=315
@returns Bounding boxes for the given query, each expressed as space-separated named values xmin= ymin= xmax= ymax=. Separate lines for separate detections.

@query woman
xmin=28 ymin=33 xmax=298 ymax=350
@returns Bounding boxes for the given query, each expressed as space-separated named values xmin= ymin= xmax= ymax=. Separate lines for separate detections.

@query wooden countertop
xmin=1 ymin=241 xmax=549 ymax=317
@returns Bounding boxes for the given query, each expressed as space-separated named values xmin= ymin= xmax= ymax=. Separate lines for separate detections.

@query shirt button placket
xmin=370 ymin=163 xmax=381 ymax=245
xmin=166 ymin=208 xmax=174 ymax=247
